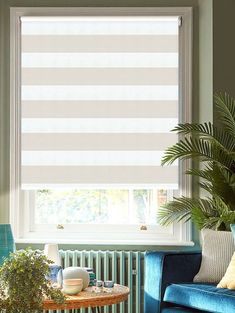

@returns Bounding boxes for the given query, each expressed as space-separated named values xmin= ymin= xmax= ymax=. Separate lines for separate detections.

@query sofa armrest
xmin=144 ymin=251 xmax=202 ymax=313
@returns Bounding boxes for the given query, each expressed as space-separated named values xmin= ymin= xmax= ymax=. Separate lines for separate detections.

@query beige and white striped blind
xmin=21 ymin=16 xmax=179 ymax=189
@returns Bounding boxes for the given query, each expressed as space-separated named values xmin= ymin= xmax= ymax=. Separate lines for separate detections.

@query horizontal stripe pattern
xmin=22 ymin=68 xmax=178 ymax=85
xmin=21 ymin=16 xmax=179 ymax=187
xmin=22 ymin=86 xmax=178 ymax=101
xmin=22 ymin=118 xmax=178 ymax=133
xmin=22 ymin=35 xmax=178 ymax=53
xmin=21 ymin=53 xmax=178 ymax=68
xmin=22 ymin=133 xmax=178 ymax=151
xmin=21 ymin=101 xmax=178 ymax=118
xmin=22 ymin=183 xmax=178 ymax=190
xmin=21 ymin=17 xmax=179 ymax=35
xmin=22 ymin=151 xmax=177 ymax=166
xmin=22 ymin=166 xmax=178 ymax=184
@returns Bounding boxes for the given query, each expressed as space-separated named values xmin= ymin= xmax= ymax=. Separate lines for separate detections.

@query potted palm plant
xmin=158 ymin=93 xmax=235 ymax=231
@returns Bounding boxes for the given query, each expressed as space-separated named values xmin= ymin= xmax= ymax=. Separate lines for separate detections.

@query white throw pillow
xmin=217 ymin=252 xmax=235 ymax=289
xmin=193 ymin=228 xmax=234 ymax=283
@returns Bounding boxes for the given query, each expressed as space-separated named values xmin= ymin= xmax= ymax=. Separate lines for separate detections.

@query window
xmin=10 ymin=7 xmax=192 ymax=245
xmin=34 ymin=189 xmax=169 ymax=225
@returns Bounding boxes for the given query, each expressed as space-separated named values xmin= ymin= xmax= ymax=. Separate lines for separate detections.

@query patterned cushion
xmin=193 ymin=229 xmax=234 ymax=283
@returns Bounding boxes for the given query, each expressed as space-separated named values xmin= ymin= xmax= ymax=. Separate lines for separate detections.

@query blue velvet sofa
xmin=144 ymin=251 xmax=235 ymax=313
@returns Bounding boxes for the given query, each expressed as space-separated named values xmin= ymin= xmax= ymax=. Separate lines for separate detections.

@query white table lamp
xmin=44 ymin=243 xmax=61 ymax=266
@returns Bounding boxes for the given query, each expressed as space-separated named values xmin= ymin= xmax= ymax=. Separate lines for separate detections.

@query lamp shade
xmin=44 ymin=243 xmax=61 ymax=266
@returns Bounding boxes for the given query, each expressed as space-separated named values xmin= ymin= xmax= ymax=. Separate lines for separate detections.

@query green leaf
xmin=214 ymin=92 xmax=235 ymax=139
xmin=161 ymin=136 xmax=234 ymax=169
xmin=158 ymin=197 xmax=206 ymax=226
xmin=173 ymin=122 xmax=235 ymax=151
xmin=0 ymin=249 xmax=65 ymax=312
xmin=158 ymin=195 xmax=234 ymax=231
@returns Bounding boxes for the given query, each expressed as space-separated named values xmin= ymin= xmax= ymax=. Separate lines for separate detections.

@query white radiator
xmin=47 ymin=250 xmax=145 ymax=313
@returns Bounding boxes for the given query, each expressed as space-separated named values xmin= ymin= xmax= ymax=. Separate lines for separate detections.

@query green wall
xmin=213 ymin=0 xmax=235 ymax=96
xmin=198 ymin=0 xmax=213 ymax=122
xmin=0 ymin=0 xmax=216 ymax=250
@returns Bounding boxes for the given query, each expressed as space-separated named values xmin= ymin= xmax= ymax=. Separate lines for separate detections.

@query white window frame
xmin=10 ymin=7 xmax=193 ymax=246
xmin=24 ymin=189 xmax=175 ymax=241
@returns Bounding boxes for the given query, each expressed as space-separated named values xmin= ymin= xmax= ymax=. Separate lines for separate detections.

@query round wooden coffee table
xmin=43 ymin=284 xmax=129 ymax=312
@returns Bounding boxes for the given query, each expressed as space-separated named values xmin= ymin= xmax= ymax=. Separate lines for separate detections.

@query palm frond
xmin=219 ymin=167 xmax=235 ymax=187
xmin=214 ymin=92 xmax=235 ymax=138
xmin=191 ymin=207 xmax=219 ymax=230
xmin=209 ymin=195 xmax=235 ymax=230
xmin=187 ymin=162 xmax=235 ymax=208
xmin=186 ymin=167 xmax=213 ymax=181
xmin=186 ymin=162 xmax=230 ymax=184
xmin=198 ymin=181 xmax=213 ymax=193
xmin=161 ymin=136 xmax=234 ymax=169
xmin=158 ymin=195 xmax=234 ymax=231
xmin=172 ymin=122 xmax=235 ymax=151
xmin=158 ymin=197 xmax=213 ymax=226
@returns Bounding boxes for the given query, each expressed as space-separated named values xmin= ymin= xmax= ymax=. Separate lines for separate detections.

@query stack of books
xmin=83 ymin=267 xmax=96 ymax=286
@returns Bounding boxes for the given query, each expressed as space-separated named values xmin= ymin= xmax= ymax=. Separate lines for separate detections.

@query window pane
xmin=133 ymin=189 xmax=150 ymax=224
xmin=33 ymin=189 xmax=171 ymax=225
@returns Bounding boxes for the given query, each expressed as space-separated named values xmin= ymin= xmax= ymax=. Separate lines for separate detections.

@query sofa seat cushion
xmin=162 ymin=307 xmax=206 ymax=313
xmin=164 ymin=283 xmax=235 ymax=313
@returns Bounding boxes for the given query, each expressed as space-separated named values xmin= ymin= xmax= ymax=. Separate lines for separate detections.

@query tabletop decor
xmin=57 ymin=266 xmax=90 ymax=290
xmin=62 ymin=278 xmax=83 ymax=295
xmin=44 ymin=243 xmax=61 ymax=265
xmin=44 ymin=243 xmax=62 ymax=284
xmin=43 ymin=284 xmax=130 ymax=312
xmin=83 ymin=267 xmax=96 ymax=286
xmin=0 ymin=249 xmax=65 ymax=313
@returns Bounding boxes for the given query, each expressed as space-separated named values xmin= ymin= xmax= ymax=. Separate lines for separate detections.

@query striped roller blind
xmin=21 ymin=16 xmax=179 ymax=189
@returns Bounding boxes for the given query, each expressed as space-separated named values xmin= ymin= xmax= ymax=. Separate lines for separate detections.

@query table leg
xmin=91 ymin=307 xmax=101 ymax=313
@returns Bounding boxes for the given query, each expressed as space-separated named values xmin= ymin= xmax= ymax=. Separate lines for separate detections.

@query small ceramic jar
xmin=103 ymin=280 xmax=114 ymax=293
xmin=94 ymin=280 xmax=103 ymax=293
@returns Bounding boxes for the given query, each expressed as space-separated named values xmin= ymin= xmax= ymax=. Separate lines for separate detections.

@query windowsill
xmin=15 ymin=238 xmax=195 ymax=246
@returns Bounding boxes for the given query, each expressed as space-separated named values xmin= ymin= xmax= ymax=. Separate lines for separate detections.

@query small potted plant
xmin=0 ymin=249 xmax=65 ymax=313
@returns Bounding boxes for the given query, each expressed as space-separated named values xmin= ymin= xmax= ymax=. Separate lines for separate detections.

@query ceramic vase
xmin=57 ymin=267 xmax=90 ymax=290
